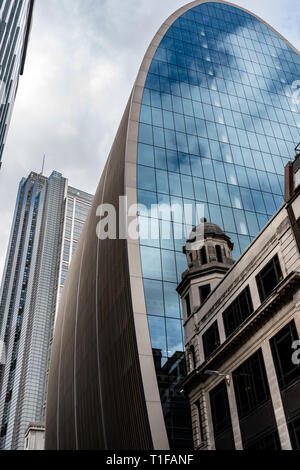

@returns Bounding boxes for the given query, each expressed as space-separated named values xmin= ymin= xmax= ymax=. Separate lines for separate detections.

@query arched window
xmin=216 ymin=245 xmax=223 ymax=263
xmin=189 ymin=253 xmax=193 ymax=263
xmin=200 ymin=246 xmax=207 ymax=265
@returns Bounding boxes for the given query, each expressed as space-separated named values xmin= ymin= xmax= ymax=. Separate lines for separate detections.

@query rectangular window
xmin=210 ymin=381 xmax=235 ymax=449
xmin=199 ymin=284 xmax=211 ymax=303
xmin=185 ymin=293 xmax=191 ymax=318
xmin=233 ymin=349 xmax=270 ymax=419
xmin=246 ymin=430 xmax=281 ymax=450
xmin=202 ymin=321 xmax=220 ymax=359
xmin=66 ymin=198 xmax=74 ymax=218
xmin=256 ymin=254 xmax=283 ymax=302
xmin=64 ymin=219 xmax=72 ymax=239
xmin=0 ymin=424 xmax=7 ymax=438
xmin=233 ymin=349 xmax=280 ymax=449
xmin=270 ymin=320 xmax=300 ymax=390
xmin=5 ymin=391 xmax=12 ymax=403
xmin=74 ymin=201 xmax=90 ymax=222
xmin=63 ymin=240 xmax=70 ymax=263
xmin=223 ymin=286 xmax=253 ymax=337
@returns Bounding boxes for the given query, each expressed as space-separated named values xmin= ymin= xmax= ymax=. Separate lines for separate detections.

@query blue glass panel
xmin=229 ymin=186 xmax=243 ymax=209
xmin=155 ymin=147 xmax=167 ymax=170
xmin=263 ymin=192 xmax=277 ymax=215
xmin=247 ymin=168 xmax=260 ymax=190
xmin=140 ymin=105 xmax=152 ymax=125
xmin=165 ymin=129 xmax=177 ymax=150
xmin=153 ymin=126 xmax=165 ymax=147
xmin=273 ymin=195 xmax=284 ymax=210
xmin=251 ymin=190 xmax=267 ymax=213
xmin=160 ymin=220 xmax=174 ymax=250
xmin=144 ymin=280 xmax=164 ymax=316
xmin=139 ymin=123 xmax=153 ymax=145
xmin=138 ymin=166 xmax=156 ymax=192
xmin=222 ymin=207 xmax=237 ymax=233
xmin=194 ymin=178 xmax=207 ymax=202
xmin=190 ymin=156 xmax=203 ymax=178
xmin=169 ymin=173 xmax=182 ymax=196
xmin=185 ymin=116 xmax=197 ymax=135
xmin=224 ymin=163 xmax=238 ymax=185
xmin=148 ymin=316 xmax=167 ymax=356
xmin=164 ymin=283 xmax=181 ymax=318
xmin=176 ymin=252 xmax=188 ymax=282
xmin=181 ymin=175 xmax=194 ymax=199
xmin=166 ymin=318 xmax=183 ymax=356
xmin=138 ymin=143 xmax=154 ymax=167
xmin=198 ymin=138 xmax=210 ymax=157
xmin=238 ymin=235 xmax=251 ymax=252
xmin=139 ymin=216 xmax=160 ymax=248
xmin=240 ymin=188 xmax=254 ymax=211
xmin=202 ymin=158 xmax=215 ymax=180
xmin=205 ymin=180 xmax=219 ymax=204
xmin=178 ymin=153 xmax=191 ymax=175
xmin=140 ymin=246 xmax=162 ymax=279
xmin=174 ymin=113 xmax=185 ymax=132
xmin=233 ymin=209 xmax=249 ymax=235
xmin=161 ymin=250 xmax=177 ymax=282
xmin=235 ymin=165 xmax=249 ymax=188
xmin=229 ymin=232 xmax=241 ymax=260
xmin=152 ymin=108 xmax=163 ymax=127
xmin=213 ymin=161 xmax=227 ymax=183
xmin=217 ymin=183 xmax=231 ymax=207
xmin=209 ymin=204 xmax=224 ymax=230
xmin=245 ymin=211 xmax=260 ymax=237
xmin=156 ymin=170 xmax=169 ymax=194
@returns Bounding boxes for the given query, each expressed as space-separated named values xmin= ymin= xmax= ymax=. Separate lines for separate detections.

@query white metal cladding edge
xmin=123 ymin=0 xmax=300 ymax=451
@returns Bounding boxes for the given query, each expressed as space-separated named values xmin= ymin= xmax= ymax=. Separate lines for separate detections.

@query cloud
xmin=0 ymin=0 xmax=299 ymax=277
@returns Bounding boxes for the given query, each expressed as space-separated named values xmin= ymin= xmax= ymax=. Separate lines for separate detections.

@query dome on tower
xmin=187 ymin=219 xmax=234 ymax=250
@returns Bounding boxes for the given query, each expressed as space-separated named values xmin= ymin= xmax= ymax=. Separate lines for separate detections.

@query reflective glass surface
xmin=138 ymin=1 xmax=300 ymax=364
xmin=137 ymin=1 xmax=300 ymax=448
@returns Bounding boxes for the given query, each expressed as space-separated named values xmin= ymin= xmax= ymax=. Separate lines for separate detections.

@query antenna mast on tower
xmin=41 ymin=154 xmax=45 ymax=175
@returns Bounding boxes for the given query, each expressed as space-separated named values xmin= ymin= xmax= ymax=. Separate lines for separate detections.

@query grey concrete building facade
xmin=0 ymin=0 xmax=35 ymax=168
xmin=24 ymin=422 xmax=45 ymax=450
xmin=0 ymin=171 xmax=93 ymax=450
xmin=179 ymin=152 xmax=300 ymax=450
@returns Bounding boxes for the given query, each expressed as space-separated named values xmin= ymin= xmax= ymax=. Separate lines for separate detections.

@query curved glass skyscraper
xmin=45 ymin=1 xmax=300 ymax=450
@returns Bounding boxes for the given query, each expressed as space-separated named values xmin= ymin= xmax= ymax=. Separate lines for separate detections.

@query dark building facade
xmin=0 ymin=0 xmax=34 ymax=168
xmin=45 ymin=1 xmax=300 ymax=450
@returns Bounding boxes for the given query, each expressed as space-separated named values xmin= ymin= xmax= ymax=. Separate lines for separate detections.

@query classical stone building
xmin=178 ymin=152 xmax=300 ymax=450
xmin=24 ymin=423 xmax=45 ymax=451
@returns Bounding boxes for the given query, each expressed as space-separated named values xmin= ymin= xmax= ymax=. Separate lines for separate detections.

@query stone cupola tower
xmin=177 ymin=219 xmax=234 ymax=322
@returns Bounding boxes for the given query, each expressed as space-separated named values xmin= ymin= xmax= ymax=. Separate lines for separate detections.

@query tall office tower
xmin=0 ymin=0 xmax=35 ymax=168
xmin=0 ymin=171 xmax=93 ymax=450
xmin=46 ymin=1 xmax=300 ymax=450
xmin=55 ymin=186 xmax=94 ymax=315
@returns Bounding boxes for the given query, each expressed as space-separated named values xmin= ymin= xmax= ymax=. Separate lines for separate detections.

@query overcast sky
xmin=0 ymin=0 xmax=299 ymax=275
